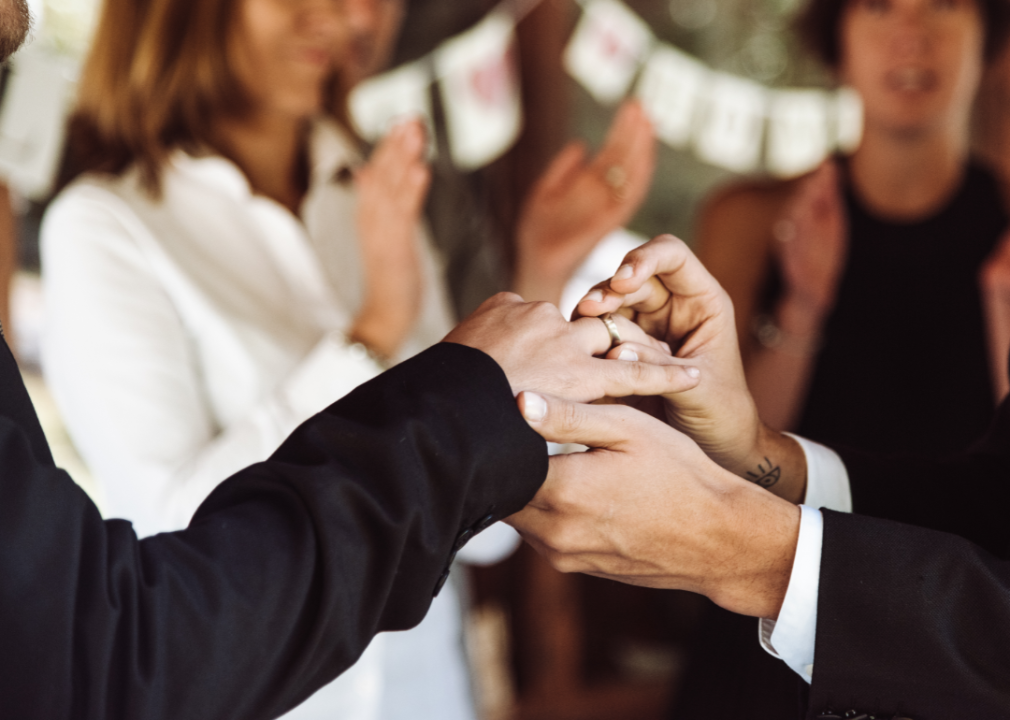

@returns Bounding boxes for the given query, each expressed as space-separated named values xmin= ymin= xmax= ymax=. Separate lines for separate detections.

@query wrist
xmin=704 ymin=485 xmax=800 ymax=618
xmin=733 ymin=424 xmax=808 ymax=504
xmin=349 ymin=307 xmax=410 ymax=361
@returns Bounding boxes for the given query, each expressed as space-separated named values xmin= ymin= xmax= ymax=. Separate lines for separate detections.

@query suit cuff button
xmin=433 ymin=568 xmax=451 ymax=596
xmin=452 ymin=528 xmax=475 ymax=554
xmin=473 ymin=510 xmax=496 ymax=533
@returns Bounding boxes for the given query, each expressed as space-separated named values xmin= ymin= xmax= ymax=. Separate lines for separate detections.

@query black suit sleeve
xmin=807 ymin=398 xmax=1010 ymax=718
xmin=0 ymin=342 xmax=547 ymax=720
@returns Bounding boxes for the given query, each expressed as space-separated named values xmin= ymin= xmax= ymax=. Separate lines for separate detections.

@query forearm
xmin=702 ymin=482 xmax=801 ymax=619
xmin=716 ymin=422 xmax=808 ymax=505
xmin=811 ymin=510 xmax=1010 ymax=716
xmin=744 ymin=297 xmax=826 ymax=431
xmin=0 ymin=344 xmax=548 ymax=718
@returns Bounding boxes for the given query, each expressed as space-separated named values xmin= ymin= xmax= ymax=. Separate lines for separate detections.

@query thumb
xmin=517 ymin=391 xmax=648 ymax=447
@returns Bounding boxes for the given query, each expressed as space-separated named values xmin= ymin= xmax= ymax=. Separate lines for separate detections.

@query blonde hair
xmin=59 ymin=0 xmax=344 ymax=194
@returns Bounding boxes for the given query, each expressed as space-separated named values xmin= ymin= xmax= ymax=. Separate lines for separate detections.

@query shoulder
xmin=45 ymin=169 xmax=150 ymax=230
xmin=42 ymin=169 xmax=159 ymax=269
xmin=698 ymin=177 xmax=799 ymax=234
xmin=696 ymin=176 xmax=800 ymax=263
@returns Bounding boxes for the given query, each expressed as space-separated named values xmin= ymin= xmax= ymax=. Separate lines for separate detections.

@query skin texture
xmin=506 ymin=390 xmax=800 ymax=620
xmin=443 ymin=292 xmax=702 ymax=402
xmin=499 ymin=235 xmax=823 ymax=619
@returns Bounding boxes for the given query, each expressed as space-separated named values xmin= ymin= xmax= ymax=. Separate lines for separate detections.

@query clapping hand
xmin=352 ymin=119 xmax=431 ymax=359
xmin=513 ymin=100 xmax=656 ymax=304
xmin=773 ymin=159 xmax=848 ymax=330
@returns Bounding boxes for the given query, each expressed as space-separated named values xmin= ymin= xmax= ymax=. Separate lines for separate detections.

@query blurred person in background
xmin=39 ymin=0 xmax=654 ymax=719
xmin=671 ymin=0 xmax=1010 ymax=716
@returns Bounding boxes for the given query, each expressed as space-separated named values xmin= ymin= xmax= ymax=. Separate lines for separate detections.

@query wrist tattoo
xmin=746 ymin=457 xmax=781 ymax=489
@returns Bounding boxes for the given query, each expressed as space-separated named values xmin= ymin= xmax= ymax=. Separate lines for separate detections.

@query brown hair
xmin=797 ymin=0 xmax=1010 ymax=67
xmin=58 ymin=0 xmax=343 ymax=194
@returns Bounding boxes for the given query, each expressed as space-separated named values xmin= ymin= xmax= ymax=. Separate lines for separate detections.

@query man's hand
xmin=443 ymin=292 xmax=700 ymax=403
xmin=507 ymin=392 xmax=799 ymax=619
xmin=572 ymin=235 xmax=804 ymax=501
xmin=513 ymin=100 xmax=656 ymax=304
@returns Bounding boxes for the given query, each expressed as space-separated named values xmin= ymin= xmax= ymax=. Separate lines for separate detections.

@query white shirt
xmin=759 ymin=434 xmax=853 ymax=684
xmin=41 ymin=118 xmax=519 ymax=720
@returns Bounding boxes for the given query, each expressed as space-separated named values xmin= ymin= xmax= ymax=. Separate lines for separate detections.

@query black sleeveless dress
xmin=669 ymin=161 xmax=1008 ymax=720
xmin=797 ymin=161 xmax=1006 ymax=455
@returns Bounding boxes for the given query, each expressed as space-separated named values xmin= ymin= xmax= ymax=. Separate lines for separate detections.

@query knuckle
xmin=486 ymin=291 xmax=522 ymax=308
xmin=551 ymin=555 xmax=583 ymax=574
xmin=558 ymin=401 xmax=585 ymax=436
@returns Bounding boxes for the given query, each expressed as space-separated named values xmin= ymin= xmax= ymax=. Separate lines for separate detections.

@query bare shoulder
xmin=698 ymin=178 xmax=797 ymax=245
xmin=695 ymin=176 xmax=801 ymax=268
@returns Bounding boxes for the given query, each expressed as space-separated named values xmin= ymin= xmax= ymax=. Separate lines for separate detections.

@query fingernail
xmin=686 ymin=367 xmax=700 ymax=379
xmin=522 ymin=392 xmax=547 ymax=422
xmin=615 ymin=264 xmax=634 ymax=280
xmin=661 ymin=341 xmax=672 ymax=354
xmin=583 ymin=289 xmax=605 ymax=303
xmin=618 ymin=348 xmax=639 ymax=362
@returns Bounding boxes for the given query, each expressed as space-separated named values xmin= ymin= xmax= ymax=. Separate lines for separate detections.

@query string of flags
xmin=0 ymin=0 xmax=865 ymax=200
xmin=350 ymin=0 xmax=863 ymax=178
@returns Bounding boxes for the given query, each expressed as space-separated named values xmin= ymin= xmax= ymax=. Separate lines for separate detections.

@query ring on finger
xmin=605 ymin=165 xmax=628 ymax=201
xmin=600 ymin=313 xmax=623 ymax=351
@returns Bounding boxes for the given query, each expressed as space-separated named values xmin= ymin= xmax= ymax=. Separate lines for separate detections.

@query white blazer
xmin=41 ymin=118 xmax=518 ymax=720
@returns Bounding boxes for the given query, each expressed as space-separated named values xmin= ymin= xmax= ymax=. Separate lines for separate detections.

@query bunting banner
xmin=0 ymin=0 xmax=868 ymax=197
xmin=347 ymin=60 xmax=436 ymax=152
xmin=569 ymin=0 xmax=864 ymax=176
xmin=563 ymin=0 xmax=652 ymax=105
xmin=693 ymin=73 xmax=767 ymax=173
xmin=435 ymin=10 xmax=523 ymax=170
xmin=635 ymin=44 xmax=706 ymax=148
xmin=834 ymin=86 xmax=864 ymax=154
xmin=766 ymin=89 xmax=830 ymax=178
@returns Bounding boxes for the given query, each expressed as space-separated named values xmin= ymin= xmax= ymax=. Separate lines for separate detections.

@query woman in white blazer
xmin=41 ymin=0 xmax=656 ymax=718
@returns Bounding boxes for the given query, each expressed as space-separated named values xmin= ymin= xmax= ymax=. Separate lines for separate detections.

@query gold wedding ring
xmin=600 ymin=313 xmax=623 ymax=351
xmin=604 ymin=165 xmax=628 ymax=201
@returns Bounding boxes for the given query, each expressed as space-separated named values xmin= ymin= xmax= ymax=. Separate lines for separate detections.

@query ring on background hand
xmin=600 ymin=313 xmax=623 ymax=351
xmin=604 ymin=165 xmax=628 ymax=201
xmin=773 ymin=219 xmax=796 ymax=244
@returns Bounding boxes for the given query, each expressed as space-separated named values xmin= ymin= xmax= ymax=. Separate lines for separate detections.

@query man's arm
xmin=0 ymin=291 xmax=701 ymax=720
xmin=0 ymin=343 xmax=546 ymax=720
xmin=811 ymin=509 xmax=1010 ymax=718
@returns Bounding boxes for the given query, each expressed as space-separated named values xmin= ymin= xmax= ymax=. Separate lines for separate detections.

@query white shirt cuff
xmin=758 ymin=504 xmax=823 ymax=684
xmin=786 ymin=432 xmax=852 ymax=513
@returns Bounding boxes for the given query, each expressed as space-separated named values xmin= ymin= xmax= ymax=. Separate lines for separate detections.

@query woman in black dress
xmin=671 ymin=0 xmax=1010 ymax=715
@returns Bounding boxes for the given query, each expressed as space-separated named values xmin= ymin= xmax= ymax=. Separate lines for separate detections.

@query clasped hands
xmin=447 ymin=235 xmax=810 ymax=620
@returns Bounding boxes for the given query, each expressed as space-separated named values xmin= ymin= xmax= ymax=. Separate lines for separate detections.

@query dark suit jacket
xmin=808 ymin=394 xmax=1010 ymax=718
xmin=0 ymin=339 xmax=547 ymax=720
